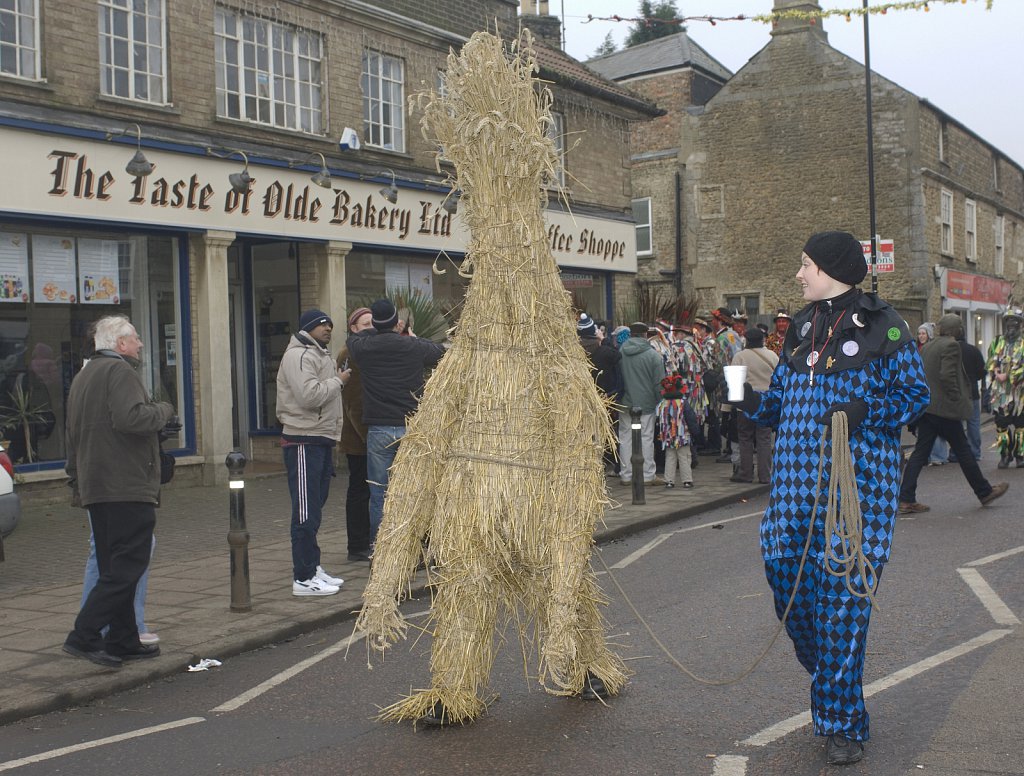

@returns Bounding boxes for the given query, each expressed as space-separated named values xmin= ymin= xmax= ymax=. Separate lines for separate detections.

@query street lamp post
xmin=863 ymin=0 xmax=879 ymax=294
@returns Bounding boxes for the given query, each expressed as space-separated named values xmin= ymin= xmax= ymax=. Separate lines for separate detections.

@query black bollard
xmin=225 ymin=451 xmax=252 ymax=612
xmin=630 ymin=406 xmax=645 ymax=505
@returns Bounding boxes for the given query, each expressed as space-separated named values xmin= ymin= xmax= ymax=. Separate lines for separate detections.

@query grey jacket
xmin=65 ymin=352 xmax=174 ymax=506
xmin=276 ymin=333 xmax=344 ymax=440
xmin=618 ymin=336 xmax=666 ymax=414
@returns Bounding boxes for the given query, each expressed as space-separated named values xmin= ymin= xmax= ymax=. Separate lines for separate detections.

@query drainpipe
xmin=674 ymin=169 xmax=683 ymax=296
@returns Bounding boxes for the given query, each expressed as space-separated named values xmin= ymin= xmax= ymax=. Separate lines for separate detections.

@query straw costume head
xmin=353 ymin=30 xmax=627 ymax=725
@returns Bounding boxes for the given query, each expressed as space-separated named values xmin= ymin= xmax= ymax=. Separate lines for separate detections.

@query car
xmin=0 ymin=441 xmax=20 ymax=549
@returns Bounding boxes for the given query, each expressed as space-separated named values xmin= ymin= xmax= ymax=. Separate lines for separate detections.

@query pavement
xmin=0 ymin=451 xmax=767 ymax=726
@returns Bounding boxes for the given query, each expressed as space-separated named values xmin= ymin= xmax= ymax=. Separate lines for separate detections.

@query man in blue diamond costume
xmin=735 ymin=231 xmax=929 ymax=766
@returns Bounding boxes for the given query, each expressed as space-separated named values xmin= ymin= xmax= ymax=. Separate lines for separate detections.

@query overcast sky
xmin=545 ymin=0 xmax=1024 ymax=166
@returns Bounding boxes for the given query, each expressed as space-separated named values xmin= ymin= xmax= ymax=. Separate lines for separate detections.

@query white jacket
xmin=275 ymin=333 xmax=343 ymax=440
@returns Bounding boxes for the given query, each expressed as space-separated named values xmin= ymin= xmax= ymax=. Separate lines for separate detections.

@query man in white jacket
xmin=276 ymin=309 xmax=351 ymax=596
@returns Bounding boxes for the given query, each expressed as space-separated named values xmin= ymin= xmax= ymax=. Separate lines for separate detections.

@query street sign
xmin=861 ymin=238 xmax=894 ymax=273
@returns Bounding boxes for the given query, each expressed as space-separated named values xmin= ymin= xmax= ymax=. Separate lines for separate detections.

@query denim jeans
xmin=367 ymin=425 xmax=406 ymax=541
xmin=81 ymin=516 xmax=154 ymax=633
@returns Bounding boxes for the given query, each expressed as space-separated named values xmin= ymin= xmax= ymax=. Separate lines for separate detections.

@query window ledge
xmin=96 ymin=93 xmax=181 ymax=116
xmin=213 ymin=115 xmax=329 ymax=143
xmin=0 ymin=73 xmax=51 ymax=90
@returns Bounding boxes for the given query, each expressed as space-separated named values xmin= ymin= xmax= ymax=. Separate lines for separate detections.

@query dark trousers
xmin=67 ymin=501 xmax=156 ymax=654
xmin=284 ymin=443 xmax=334 ymax=582
xmin=345 ymin=453 xmax=371 ymax=554
xmin=737 ymin=413 xmax=772 ymax=482
xmin=899 ymin=413 xmax=992 ymax=504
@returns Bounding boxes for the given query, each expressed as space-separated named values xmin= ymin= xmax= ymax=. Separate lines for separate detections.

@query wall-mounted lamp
xmin=288 ymin=151 xmax=333 ymax=189
xmin=206 ymin=147 xmax=251 ymax=194
xmin=441 ymin=191 xmax=460 ymax=215
xmin=362 ymin=170 xmax=398 ymax=204
xmin=105 ymin=123 xmax=154 ymax=177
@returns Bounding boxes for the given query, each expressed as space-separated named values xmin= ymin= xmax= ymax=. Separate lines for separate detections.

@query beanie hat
xmin=744 ymin=327 xmax=765 ymax=348
xmin=611 ymin=325 xmax=630 ymax=349
xmin=347 ymin=306 xmax=372 ymax=328
xmin=370 ymin=298 xmax=399 ymax=330
xmin=298 ymin=309 xmax=332 ymax=332
xmin=803 ymin=231 xmax=867 ymax=286
xmin=629 ymin=321 xmax=649 ymax=336
xmin=937 ymin=314 xmax=963 ymax=338
xmin=577 ymin=312 xmax=597 ymax=337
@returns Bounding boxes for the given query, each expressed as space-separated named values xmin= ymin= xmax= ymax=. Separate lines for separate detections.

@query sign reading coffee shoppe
xmin=3 ymin=127 xmax=637 ymax=273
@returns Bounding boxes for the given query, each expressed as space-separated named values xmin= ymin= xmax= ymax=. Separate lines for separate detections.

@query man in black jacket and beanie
xmin=899 ymin=314 xmax=1008 ymax=513
xmin=348 ymin=298 xmax=446 ymax=542
xmin=577 ymin=313 xmax=621 ymax=474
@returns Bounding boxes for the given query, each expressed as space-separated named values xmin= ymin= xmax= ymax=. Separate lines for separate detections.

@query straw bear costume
xmin=747 ymin=288 xmax=929 ymax=740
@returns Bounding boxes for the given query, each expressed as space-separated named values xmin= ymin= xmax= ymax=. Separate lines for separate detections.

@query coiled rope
xmin=597 ymin=410 xmax=878 ymax=686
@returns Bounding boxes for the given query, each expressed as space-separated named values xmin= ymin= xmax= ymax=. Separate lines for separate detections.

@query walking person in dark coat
xmin=948 ymin=330 xmax=986 ymax=463
xmin=899 ymin=313 xmax=1008 ymax=513
xmin=578 ymin=313 xmax=621 ymax=475
xmin=63 ymin=315 xmax=175 ymax=669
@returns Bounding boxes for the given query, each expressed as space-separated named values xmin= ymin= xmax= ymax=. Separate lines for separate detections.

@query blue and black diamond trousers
xmin=765 ymin=557 xmax=883 ymax=742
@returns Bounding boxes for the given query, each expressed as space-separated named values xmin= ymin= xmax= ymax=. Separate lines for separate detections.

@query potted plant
xmin=0 ymin=379 xmax=54 ymax=464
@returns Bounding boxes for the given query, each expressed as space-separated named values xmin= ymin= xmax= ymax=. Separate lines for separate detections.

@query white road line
xmin=0 ymin=717 xmax=205 ymax=773
xmin=742 ymin=628 xmax=1014 ymax=747
xmin=711 ymin=754 xmax=749 ymax=775
xmin=610 ymin=511 xmax=762 ymax=570
xmin=210 ymin=610 xmax=430 ymax=713
xmin=966 ymin=545 xmax=1024 ymax=568
xmin=958 ymin=567 xmax=1020 ymax=625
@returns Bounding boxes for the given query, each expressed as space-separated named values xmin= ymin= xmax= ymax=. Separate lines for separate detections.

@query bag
xmin=160 ymin=451 xmax=175 ymax=484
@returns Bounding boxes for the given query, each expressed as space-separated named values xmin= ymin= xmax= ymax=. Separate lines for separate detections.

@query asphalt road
xmin=1 ymin=463 xmax=1021 ymax=776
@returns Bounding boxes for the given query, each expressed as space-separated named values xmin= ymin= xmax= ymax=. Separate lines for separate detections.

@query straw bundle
xmin=354 ymin=29 xmax=627 ymax=724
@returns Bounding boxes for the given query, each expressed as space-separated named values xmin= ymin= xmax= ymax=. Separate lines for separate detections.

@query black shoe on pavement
xmin=1017 ymin=458 xmax=1024 ymax=468
xmin=729 ymin=475 xmax=752 ymax=483
xmin=347 ymin=550 xmax=373 ymax=562
xmin=825 ymin=734 xmax=864 ymax=765
xmin=715 ymin=455 xmax=732 ymax=463
xmin=63 ymin=642 xmax=123 ymax=669
xmin=980 ymin=481 xmax=1009 ymax=506
xmin=419 ymin=700 xmax=454 ymax=727
xmin=109 ymin=644 xmax=161 ymax=661
xmin=579 ymin=671 xmax=610 ymax=700
xmin=998 ymin=455 xmax=1011 ymax=469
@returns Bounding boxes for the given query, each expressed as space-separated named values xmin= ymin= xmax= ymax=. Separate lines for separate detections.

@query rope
xmin=597 ymin=410 xmax=876 ymax=686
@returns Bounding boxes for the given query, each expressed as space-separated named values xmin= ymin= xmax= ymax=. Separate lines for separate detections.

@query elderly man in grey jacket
xmin=899 ymin=314 xmax=1008 ymax=513
xmin=63 ymin=315 xmax=175 ymax=669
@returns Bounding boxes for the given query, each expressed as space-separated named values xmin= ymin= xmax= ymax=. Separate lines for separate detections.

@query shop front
xmin=1 ymin=121 xmax=637 ymax=483
xmin=939 ymin=267 xmax=1015 ymax=355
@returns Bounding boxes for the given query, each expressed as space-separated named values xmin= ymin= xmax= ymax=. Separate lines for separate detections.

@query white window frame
xmin=215 ymin=8 xmax=324 ymax=134
xmin=995 ymin=214 xmax=1005 ymax=276
xmin=940 ymin=188 xmax=953 ymax=256
xmin=965 ymin=199 xmax=977 ymax=262
xmin=938 ymin=121 xmax=947 ymax=163
xmin=98 ymin=0 xmax=168 ymax=103
xmin=632 ymin=197 xmax=652 ymax=257
xmin=547 ymin=110 xmax=566 ymax=187
xmin=993 ymin=155 xmax=1000 ymax=191
xmin=0 ymin=0 xmax=40 ymax=79
xmin=361 ymin=50 xmax=405 ymax=152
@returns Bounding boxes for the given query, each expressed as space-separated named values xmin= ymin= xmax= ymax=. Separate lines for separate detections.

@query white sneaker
xmin=316 ymin=566 xmax=344 ymax=587
xmin=292 ymin=577 xmax=340 ymax=596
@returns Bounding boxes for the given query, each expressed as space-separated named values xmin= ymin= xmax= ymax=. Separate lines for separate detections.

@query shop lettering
xmin=47 ymin=151 xmax=115 ymax=200
xmin=129 ymin=173 xmax=214 ymax=211
xmin=262 ymin=182 xmax=322 ymax=222
xmin=547 ymin=224 xmax=625 ymax=263
xmin=417 ymin=202 xmax=453 ymax=238
xmin=330 ymin=190 xmax=413 ymax=239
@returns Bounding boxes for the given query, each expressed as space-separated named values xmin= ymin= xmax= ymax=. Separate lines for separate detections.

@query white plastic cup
xmin=724 ymin=364 xmax=748 ymax=402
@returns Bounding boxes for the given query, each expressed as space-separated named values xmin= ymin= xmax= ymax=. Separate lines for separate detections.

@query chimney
xmin=770 ymin=0 xmax=829 ymax=42
xmin=521 ymin=2 xmax=562 ymax=49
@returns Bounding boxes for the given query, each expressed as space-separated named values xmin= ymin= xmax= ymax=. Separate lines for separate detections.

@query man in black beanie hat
xmin=348 ymin=298 xmax=446 ymax=543
xmin=732 ymin=231 xmax=930 ymax=766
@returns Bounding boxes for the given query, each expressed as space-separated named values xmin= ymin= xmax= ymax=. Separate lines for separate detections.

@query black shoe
xmin=347 ymin=550 xmax=373 ymax=562
xmin=729 ymin=475 xmax=752 ymax=483
xmin=579 ymin=671 xmax=610 ymax=700
xmin=825 ymin=734 xmax=864 ymax=765
xmin=63 ymin=642 xmax=123 ymax=669
xmin=998 ymin=455 xmax=1011 ymax=469
xmin=109 ymin=644 xmax=161 ymax=661
xmin=1017 ymin=458 xmax=1024 ymax=468
xmin=715 ymin=455 xmax=732 ymax=463
xmin=419 ymin=700 xmax=454 ymax=727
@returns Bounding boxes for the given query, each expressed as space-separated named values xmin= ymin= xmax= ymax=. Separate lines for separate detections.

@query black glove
xmin=734 ymin=382 xmax=761 ymax=415
xmin=158 ymin=415 xmax=182 ymax=442
xmin=818 ymin=400 xmax=868 ymax=434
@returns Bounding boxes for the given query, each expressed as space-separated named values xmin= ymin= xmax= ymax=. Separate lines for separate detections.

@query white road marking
xmin=210 ymin=610 xmax=430 ymax=713
xmin=0 ymin=717 xmax=205 ymax=772
xmin=711 ymin=754 xmax=749 ymax=775
xmin=610 ymin=511 xmax=762 ymax=570
xmin=741 ymin=628 xmax=1014 ymax=747
xmin=965 ymin=544 xmax=1024 ymax=568
xmin=958 ymin=567 xmax=1020 ymax=625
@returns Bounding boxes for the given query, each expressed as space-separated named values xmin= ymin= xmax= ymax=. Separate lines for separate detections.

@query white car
xmin=0 ymin=442 xmax=20 ymax=544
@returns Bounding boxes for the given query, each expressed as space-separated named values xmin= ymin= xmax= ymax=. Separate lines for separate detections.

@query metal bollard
xmin=226 ymin=451 xmax=252 ymax=612
xmin=630 ymin=406 xmax=645 ymax=505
